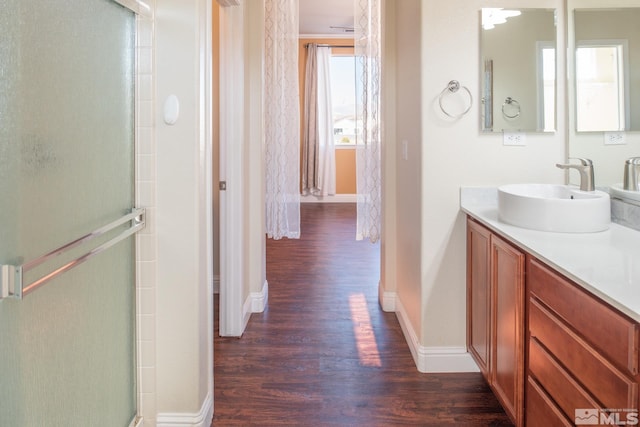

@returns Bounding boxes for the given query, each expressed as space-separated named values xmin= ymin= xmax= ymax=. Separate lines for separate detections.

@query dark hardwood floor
xmin=212 ymin=203 xmax=512 ymax=426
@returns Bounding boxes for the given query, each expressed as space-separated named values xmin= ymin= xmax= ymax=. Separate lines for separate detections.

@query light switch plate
xmin=503 ymin=131 xmax=526 ymax=146
xmin=402 ymin=140 xmax=408 ymax=160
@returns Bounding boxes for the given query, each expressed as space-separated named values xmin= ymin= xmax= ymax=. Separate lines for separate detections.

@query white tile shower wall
xmin=135 ymin=5 xmax=157 ymax=426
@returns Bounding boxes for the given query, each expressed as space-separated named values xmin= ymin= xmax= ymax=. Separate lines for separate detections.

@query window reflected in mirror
xmin=540 ymin=44 xmax=556 ymax=132
xmin=576 ymin=42 xmax=628 ymax=131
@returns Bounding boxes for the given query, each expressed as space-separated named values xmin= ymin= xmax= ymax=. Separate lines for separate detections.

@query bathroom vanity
xmin=462 ymin=188 xmax=640 ymax=427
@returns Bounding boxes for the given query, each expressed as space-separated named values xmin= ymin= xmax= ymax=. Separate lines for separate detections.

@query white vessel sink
xmin=498 ymin=184 xmax=611 ymax=233
xmin=610 ymin=183 xmax=640 ymax=203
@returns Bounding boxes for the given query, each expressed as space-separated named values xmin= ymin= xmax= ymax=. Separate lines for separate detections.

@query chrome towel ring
xmin=502 ymin=97 xmax=521 ymax=119
xmin=439 ymin=80 xmax=473 ymax=119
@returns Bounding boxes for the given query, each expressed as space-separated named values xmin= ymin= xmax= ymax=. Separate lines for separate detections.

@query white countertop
xmin=461 ymin=187 xmax=640 ymax=322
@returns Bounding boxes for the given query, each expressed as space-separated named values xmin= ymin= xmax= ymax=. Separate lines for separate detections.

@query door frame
xmin=218 ymin=1 xmax=246 ymax=336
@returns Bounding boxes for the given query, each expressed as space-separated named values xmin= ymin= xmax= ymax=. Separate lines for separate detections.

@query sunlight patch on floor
xmin=349 ymin=292 xmax=382 ymax=367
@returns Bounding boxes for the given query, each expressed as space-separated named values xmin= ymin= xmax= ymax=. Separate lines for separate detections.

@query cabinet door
xmin=491 ymin=235 xmax=525 ymax=427
xmin=467 ymin=219 xmax=492 ymax=379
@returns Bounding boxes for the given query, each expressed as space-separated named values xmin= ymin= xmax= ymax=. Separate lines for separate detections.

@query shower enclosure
xmin=0 ymin=0 xmax=141 ymax=425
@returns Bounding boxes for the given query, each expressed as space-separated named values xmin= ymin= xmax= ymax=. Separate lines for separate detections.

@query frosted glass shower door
xmin=0 ymin=0 xmax=138 ymax=426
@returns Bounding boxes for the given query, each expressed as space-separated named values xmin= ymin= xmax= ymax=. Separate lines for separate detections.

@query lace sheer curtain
xmin=302 ymin=44 xmax=336 ymax=197
xmin=355 ymin=0 xmax=382 ymax=242
xmin=264 ymin=0 xmax=301 ymax=239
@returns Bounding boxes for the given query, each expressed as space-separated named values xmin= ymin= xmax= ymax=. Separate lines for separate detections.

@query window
xmin=330 ymin=55 xmax=360 ymax=145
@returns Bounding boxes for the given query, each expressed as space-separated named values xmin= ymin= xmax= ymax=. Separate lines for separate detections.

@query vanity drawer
xmin=529 ymin=298 xmax=638 ymax=410
xmin=526 ymin=376 xmax=572 ymax=427
xmin=528 ymin=335 xmax=601 ymax=420
xmin=528 ymin=257 xmax=639 ymax=375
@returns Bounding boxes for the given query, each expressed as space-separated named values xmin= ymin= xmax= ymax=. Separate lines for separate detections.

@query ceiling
xmin=298 ymin=0 xmax=354 ymax=35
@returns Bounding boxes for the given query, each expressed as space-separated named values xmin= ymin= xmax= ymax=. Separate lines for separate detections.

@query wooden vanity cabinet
xmin=467 ymin=219 xmax=492 ymax=378
xmin=467 ymin=218 xmax=525 ymax=426
xmin=467 ymin=216 xmax=640 ymax=425
xmin=527 ymin=256 xmax=640 ymax=425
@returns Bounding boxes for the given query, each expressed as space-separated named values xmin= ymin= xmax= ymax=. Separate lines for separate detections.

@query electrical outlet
xmin=604 ymin=132 xmax=626 ymax=145
xmin=503 ymin=131 xmax=526 ymax=146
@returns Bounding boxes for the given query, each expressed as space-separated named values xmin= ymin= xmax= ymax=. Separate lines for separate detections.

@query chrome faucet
xmin=623 ymin=157 xmax=640 ymax=191
xmin=556 ymin=158 xmax=595 ymax=192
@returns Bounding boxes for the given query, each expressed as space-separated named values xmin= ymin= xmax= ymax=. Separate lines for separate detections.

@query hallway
xmin=212 ymin=203 xmax=511 ymax=426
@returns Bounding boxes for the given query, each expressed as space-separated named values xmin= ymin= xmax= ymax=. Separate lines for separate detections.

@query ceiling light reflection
xmin=482 ymin=8 xmax=522 ymax=30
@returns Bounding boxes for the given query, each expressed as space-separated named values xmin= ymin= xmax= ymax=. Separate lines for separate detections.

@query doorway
xmin=216 ymin=0 xmax=392 ymax=338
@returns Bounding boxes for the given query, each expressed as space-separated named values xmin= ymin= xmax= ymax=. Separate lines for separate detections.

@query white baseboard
xmin=300 ymin=194 xmax=356 ymax=203
xmin=416 ymin=346 xmax=480 ymax=373
xmin=157 ymin=392 xmax=213 ymax=427
xmin=395 ymin=297 xmax=479 ymax=373
xmin=251 ymin=280 xmax=268 ymax=313
xmin=128 ymin=416 xmax=143 ymax=427
xmin=378 ymin=284 xmax=396 ymax=312
xmin=241 ymin=280 xmax=269 ymax=331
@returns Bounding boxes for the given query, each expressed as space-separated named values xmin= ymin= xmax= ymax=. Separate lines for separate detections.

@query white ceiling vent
xmin=217 ymin=0 xmax=240 ymax=7
xmin=330 ymin=26 xmax=354 ymax=33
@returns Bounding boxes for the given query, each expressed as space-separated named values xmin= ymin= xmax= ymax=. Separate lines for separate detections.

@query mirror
xmin=573 ymin=8 xmax=640 ymax=132
xmin=568 ymin=0 xmax=640 ymax=189
xmin=480 ymin=8 xmax=557 ymax=133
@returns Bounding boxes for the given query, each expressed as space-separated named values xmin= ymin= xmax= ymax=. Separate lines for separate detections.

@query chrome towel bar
xmin=1 ymin=208 xmax=145 ymax=300
xmin=439 ymin=80 xmax=473 ymax=119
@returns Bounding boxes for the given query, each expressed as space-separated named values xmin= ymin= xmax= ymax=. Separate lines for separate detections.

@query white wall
xmin=155 ymin=0 xmax=213 ymax=423
xmin=379 ymin=0 xmax=398 ymax=311
xmin=389 ymin=0 xmax=566 ymax=370
xmin=393 ymin=0 xmax=423 ymax=338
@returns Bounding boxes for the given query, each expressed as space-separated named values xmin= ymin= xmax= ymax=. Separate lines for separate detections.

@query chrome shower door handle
xmin=0 ymin=208 xmax=145 ymax=300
